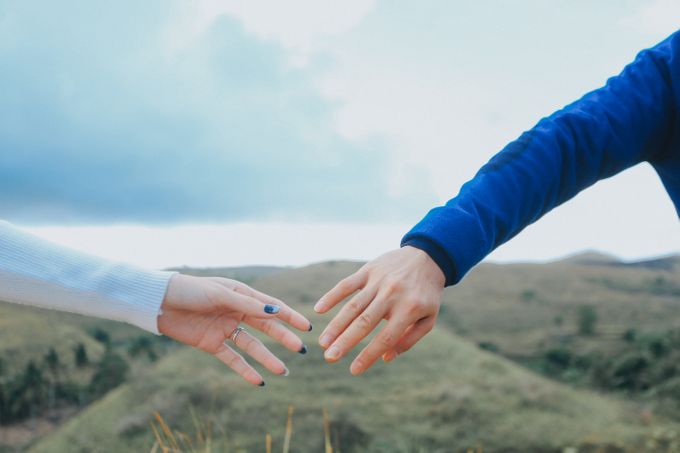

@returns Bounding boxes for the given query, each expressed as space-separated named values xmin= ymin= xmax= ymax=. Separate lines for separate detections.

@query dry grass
xmin=150 ymin=405 xmax=334 ymax=453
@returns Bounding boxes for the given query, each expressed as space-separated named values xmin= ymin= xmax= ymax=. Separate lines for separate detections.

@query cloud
xmin=0 ymin=0 xmax=431 ymax=224
xmin=620 ymin=0 xmax=680 ymax=38
xmin=189 ymin=0 xmax=377 ymax=65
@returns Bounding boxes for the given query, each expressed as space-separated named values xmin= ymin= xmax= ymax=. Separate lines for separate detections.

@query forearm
xmin=0 ymin=221 xmax=174 ymax=333
xmin=404 ymin=32 xmax=678 ymax=286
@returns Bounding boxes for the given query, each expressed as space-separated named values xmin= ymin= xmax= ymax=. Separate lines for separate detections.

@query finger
xmin=268 ymin=299 xmax=312 ymax=332
xmin=215 ymin=286 xmax=281 ymax=319
xmin=323 ymin=296 xmax=388 ymax=363
xmin=213 ymin=343 xmax=265 ymax=386
xmin=244 ymin=317 xmax=307 ymax=354
xmin=231 ymin=328 xmax=288 ymax=376
xmin=225 ymin=282 xmax=312 ymax=332
xmin=350 ymin=316 xmax=413 ymax=375
xmin=314 ymin=271 xmax=367 ymax=314
xmin=382 ymin=316 xmax=436 ymax=362
xmin=318 ymin=286 xmax=378 ymax=349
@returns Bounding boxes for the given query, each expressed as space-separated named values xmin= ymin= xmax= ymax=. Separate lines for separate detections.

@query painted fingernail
xmin=299 ymin=345 xmax=308 ymax=354
xmin=319 ymin=334 xmax=332 ymax=348
xmin=308 ymin=324 xmax=313 ymax=332
xmin=264 ymin=304 xmax=280 ymax=314
xmin=258 ymin=381 xmax=266 ymax=387
xmin=325 ymin=346 xmax=340 ymax=361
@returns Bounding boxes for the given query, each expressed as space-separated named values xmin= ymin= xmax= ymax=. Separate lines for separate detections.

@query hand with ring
xmin=158 ymin=274 xmax=312 ymax=386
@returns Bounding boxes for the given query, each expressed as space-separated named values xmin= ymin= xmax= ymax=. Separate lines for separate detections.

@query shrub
xmin=91 ymin=328 xmax=111 ymax=346
xmin=577 ymin=305 xmax=597 ymax=336
xmin=73 ymin=343 xmax=89 ymax=367
xmin=478 ymin=342 xmax=500 ymax=353
xmin=623 ymin=329 xmax=636 ymax=342
xmin=89 ymin=351 xmax=129 ymax=397
xmin=520 ymin=290 xmax=536 ymax=302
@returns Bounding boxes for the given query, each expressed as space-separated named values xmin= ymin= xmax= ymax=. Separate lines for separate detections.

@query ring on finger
xmin=229 ymin=327 xmax=245 ymax=343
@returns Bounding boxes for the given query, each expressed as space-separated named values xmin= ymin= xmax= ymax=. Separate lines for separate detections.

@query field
xmin=1 ymin=252 xmax=679 ymax=452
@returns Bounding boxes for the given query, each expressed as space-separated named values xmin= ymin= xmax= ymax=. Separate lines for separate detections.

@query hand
xmin=158 ymin=273 xmax=312 ymax=386
xmin=314 ymin=246 xmax=445 ymax=375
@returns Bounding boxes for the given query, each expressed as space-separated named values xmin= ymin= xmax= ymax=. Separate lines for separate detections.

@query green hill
xmin=29 ymin=328 xmax=670 ymax=453
xmin=0 ymin=252 xmax=678 ymax=452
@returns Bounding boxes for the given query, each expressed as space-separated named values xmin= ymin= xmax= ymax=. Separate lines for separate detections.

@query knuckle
xmin=262 ymin=322 xmax=274 ymax=336
xmin=225 ymin=354 xmax=240 ymax=368
xmin=384 ymin=277 xmax=403 ymax=294
xmin=245 ymin=337 xmax=261 ymax=353
xmin=346 ymin=299 xmax=363 ymax=313
xmin=356 ymin=312 xmax=373 ymax=330
xmin=407 ymin=299 xmax=426 ymax=315
xmin=377 ymin=331 xmax=395 ymax=347
xmin=338 ymin=277 xmax=356 ymax=293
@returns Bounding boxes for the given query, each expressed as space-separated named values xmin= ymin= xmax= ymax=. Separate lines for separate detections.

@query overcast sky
xmin=1 ymin=0 xmax=678 ymax=269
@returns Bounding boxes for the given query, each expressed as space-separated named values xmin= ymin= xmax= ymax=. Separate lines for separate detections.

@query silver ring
xmin=229 ymin=327 xmax=244 ymax=343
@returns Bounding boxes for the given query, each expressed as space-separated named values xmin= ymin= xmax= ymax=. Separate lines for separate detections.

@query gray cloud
xmin=0 ymin=1 xmax=431 ymax=224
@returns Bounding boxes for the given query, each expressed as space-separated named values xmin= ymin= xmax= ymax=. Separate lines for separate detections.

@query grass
xmin=0 ymin=253 xmax=678 ymax=452
xmin=28 ymin=327 xmax=677 ymax=452
xmin=149 ymin=405 xmax=322 ymax=453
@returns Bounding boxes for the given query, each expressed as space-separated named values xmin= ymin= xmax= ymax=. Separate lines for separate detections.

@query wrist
xmin=401 ymin=238 xmax=454 ymax=286
xmin=403 ymin=245 xmax=446 ymax=289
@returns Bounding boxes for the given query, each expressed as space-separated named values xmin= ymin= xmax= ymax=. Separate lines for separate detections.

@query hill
xmin=29 ymin=328 xmax=671 ymax=452
xmin=0 ymin=251 xmax=678 ymax=451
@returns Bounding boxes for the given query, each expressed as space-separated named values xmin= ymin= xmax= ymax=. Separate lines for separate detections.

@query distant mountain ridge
xmin=557 ymin=250 xmax=680 ymax=271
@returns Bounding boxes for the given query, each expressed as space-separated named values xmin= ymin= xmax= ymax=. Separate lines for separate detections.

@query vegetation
xmin=524 ymin=328 xmax=680 ymax=408
xmin=577 ymin=305 xmax=598 ymax=336
xmin=0 ymin=253 xmax=677 ymax=452
xmin=29 ymin=328 xmax=678 ymax=452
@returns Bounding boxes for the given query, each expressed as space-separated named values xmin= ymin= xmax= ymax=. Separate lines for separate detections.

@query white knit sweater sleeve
xmin=0 ymin=221 xmax=174 ymax=334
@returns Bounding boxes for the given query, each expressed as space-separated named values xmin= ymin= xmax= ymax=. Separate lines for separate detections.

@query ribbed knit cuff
xmin=103 ymin=266 xmax=175 ymax=334
xmin=0 ymin=221 xmax=175 ymax=335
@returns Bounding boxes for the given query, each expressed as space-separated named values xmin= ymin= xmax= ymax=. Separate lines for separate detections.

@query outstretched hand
xmin=158 ymin=274 xmax=312 ymax=386
xmin=315 ymin=246 xmax=445 ymax=375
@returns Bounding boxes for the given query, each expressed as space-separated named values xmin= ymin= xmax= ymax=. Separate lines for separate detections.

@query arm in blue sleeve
xmin=402 ymin=32 xmax=679 ymax=286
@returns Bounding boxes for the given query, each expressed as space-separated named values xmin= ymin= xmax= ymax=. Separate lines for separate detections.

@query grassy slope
xmin=0 ymin=303 xmax=105 ymax=373
xmin=30 ymin=326 xmax=671 ymax=452
xmin=441 ymin=256 xmax=680 ymax=356
xmin=5 ymin=254 xmax=679 ymax=451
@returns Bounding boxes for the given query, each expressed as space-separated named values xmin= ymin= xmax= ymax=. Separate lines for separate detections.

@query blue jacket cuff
xmin=400 ymin=237 xmax=458 ymax=287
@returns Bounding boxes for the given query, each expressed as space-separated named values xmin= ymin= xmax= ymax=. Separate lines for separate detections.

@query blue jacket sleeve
xmin=402 ymin=32 xmax=679 ymax=286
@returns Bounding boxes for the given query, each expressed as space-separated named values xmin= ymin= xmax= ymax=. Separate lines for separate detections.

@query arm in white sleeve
xmin=0 ymin=221 xmax=174 ymax=334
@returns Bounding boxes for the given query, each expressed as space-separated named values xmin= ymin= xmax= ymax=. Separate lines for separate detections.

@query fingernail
xmin=258 ymin=381 xmax=266 ymax=387
xmin=308 ymin=324 xmax=313 ymax=332
xmin=319 ymin=334 xmax=332 ymax=348
xmin=264 ymin=304 xmax=280 ymax=314
xmin=299 ymin=345 xmax=308 ymax=354
xmin=325 ymin=346 xmax=340 ymax=361
xmin=281 ymin=368 xmax=290 ymax=377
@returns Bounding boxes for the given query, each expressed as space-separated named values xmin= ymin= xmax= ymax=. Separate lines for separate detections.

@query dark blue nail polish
xmin=264 ymin=304 xmax=280 ymax=314
xmin=308 ymin=324 xmax=313 ymax=332
xmin=299 ymin=345 xmax=308 ymax=354
xmin=258 ymin=381 xmax=266 ymax=387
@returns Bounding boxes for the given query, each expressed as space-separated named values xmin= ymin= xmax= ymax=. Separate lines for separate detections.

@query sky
xmin=1 ymin=0 xmax=678 ymax=269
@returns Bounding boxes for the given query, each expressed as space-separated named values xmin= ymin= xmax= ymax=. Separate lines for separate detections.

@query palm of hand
xmin=158 ymin=274 xmax=311 ymax=386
